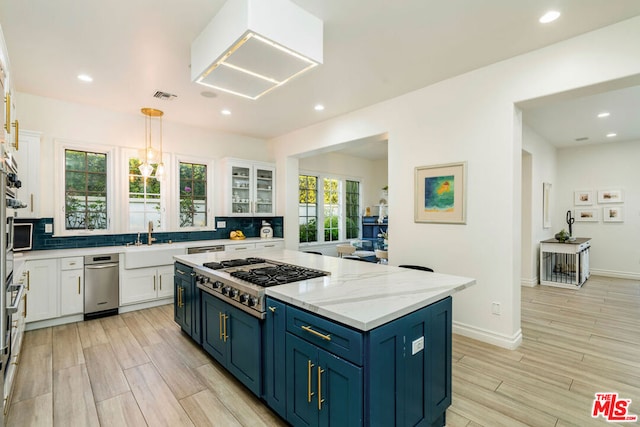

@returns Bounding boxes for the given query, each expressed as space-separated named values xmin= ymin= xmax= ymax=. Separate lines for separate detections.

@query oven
xmin=193 ymin=257 xmax=329 ymax=319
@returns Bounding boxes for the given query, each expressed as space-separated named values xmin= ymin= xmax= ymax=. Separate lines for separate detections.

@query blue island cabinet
xmin=264 ymin=296 xmax=452 ymax=427
xmin=174 ymin=263 xmax=201 ymax=343
xmin=201 ymin=291 xmax=262 ymax=396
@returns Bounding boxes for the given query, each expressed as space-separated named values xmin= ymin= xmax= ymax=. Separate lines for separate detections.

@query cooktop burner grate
xmin=230 ymin=264 xmax=327 ymax=287
xmin=203 ymin=257 xmax=265 ymax=270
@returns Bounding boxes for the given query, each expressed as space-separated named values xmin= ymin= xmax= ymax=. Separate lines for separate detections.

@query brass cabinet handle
xmin=219 ymin=312 xmax=223 ymax=340
xmin=153 ymin=276 xmax=156 ymax=291
xmin=159 ymin=276 xmax=162 ymax=290
xmin=78 ymin=276 xmax=81 ymax=294
xmin=318 ymin=366 xmax=325 ymax=410
xmin=268 ymin=306 xmax=276 ymax=313
xmin=26 ymin=271 xmax=30 ymax=291
xmin=222 ymin=314 xmax=228 ymax=342
xmin=12 ymin=119 xmax=19 ymax=150
xmin=176 ymin=270 xmax=186 ymax=276
xmin=301 ymin=325 xmax=331 ymax=341
xmin=307 ymin=360 xmax=315 ymax=402
xmin=180 ymin=288 xmax=184 ymax=308
xmin=177 ymin=286 xmax=182 ymax=307
xmin=30 ymin=194 xmax=33 ymax=212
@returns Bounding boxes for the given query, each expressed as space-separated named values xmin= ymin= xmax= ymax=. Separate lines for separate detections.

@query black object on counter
xmin=566 ymin=210 xmax=575 ymax=236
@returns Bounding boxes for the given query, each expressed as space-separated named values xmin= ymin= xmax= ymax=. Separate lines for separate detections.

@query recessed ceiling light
xmin=606 ymin=133 xmax=617 ymax=138
xmin=597 ymin=112 xmax=610 ymax=118
xmin=77 ymin=74 xmax=93 ymax=82
xmin=314 ymin=104 xmax=325 ymax=111
xmin=539 ymin=11 xmax=560 ymax=24
xmin=221 ymin=109 xmax=231 ymax=116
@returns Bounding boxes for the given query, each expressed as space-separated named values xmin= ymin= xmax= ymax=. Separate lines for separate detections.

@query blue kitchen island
xmin=174 ymin=249 xmax=475 ymax=427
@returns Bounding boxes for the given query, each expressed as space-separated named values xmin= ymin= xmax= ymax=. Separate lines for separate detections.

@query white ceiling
xmin=1 ymin=0 xmax=639 ymax=144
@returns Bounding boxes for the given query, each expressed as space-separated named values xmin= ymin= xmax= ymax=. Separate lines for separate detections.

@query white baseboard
xmin=453 ymin=321 xmax=523 ymax=350
xmin=520 ymin=277 xmax=538 ymax=287
xmin=589 ymin=269 xmax=640 ymax=281
xmin=26 ymin=314 xmax=83 ymax=331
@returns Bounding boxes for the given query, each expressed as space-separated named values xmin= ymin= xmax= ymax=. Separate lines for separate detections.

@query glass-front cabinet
xmin=225 ymin=159 xmax=275 ymax=216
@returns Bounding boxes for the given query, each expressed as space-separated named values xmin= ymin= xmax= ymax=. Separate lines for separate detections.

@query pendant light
xmin=140 ymin=108 xmax=164 ymax=178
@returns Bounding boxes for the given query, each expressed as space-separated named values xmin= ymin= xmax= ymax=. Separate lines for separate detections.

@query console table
xmin=540 ymin=238 xmax=591 ymax=289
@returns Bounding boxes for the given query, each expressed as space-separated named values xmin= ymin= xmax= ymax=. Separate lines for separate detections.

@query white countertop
xmin=174 ymin=249 xmax=475 ymax=331
xmin=16 ymin=237 xmax=283 ymax=261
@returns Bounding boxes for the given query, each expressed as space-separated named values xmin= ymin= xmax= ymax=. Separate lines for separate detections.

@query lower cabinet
xmin=59 ymin=256 xmax=84 ymax=316
xmin=264 ymin=296 xmax=452 ymax=427
xmin=201 ymin=291 xmax=262 ymax=396
xmin=24 ymin=259 xmax=59 ymax=322
xmin=174 ymin=263 xmax=201 ymax=343
xmin=121 ymin=265 xmax=174 ymax=305
xmin=286 ymin=334 xmax=363 ymax=427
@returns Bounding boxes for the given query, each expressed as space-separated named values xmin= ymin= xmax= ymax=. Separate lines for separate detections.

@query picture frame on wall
xmin=574 ymin=190 xmax=594 ymax=206
xmin=598 ymin=189 xmax=623 ymax=204
xmin=414 ymin=161 xmax=466 ymax=224
xmin=603 ymin=206 xmax=624 ymax=222
xmin=574 ymin=208 xmax=598 ymax=222
xmin=543 ymin=182 xmax=551 ymax=229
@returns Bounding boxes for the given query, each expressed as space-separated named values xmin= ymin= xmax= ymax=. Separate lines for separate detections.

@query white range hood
xmin=191 ymin=0 xmax=323 ymax=100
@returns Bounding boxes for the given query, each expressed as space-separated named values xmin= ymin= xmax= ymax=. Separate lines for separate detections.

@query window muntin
xmin=345 ymin=180 xmax=360 ymax=239
xmin=179 ymin=162 xmax=208 ymax=228
xmin=323 ymin=178 xmax=340 ymax=242
xmin=64 ymin=149 xmax=108 ymax=230
xmin=299 ymin=175 xmax=318 ymax=243
xmin=128 ymin=157 xmax=162 ymax=231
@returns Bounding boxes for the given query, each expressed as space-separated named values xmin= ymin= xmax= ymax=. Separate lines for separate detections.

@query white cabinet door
xmin=225 ymin=159 xmax=276 ymax=216
xmin=157 ymin=266 xmax=174 ymax=299
xmin=25 ymin=259 xmax=58 ymax=322
xmin=120 ymin=267 xmax=156 ymax=305
xmin=253 ymin=165 xmax=275 ymax=216
xmin=255 ymin=240 xmax=284 ymax=250
xmin=225 ymin=243 xmax=256 ymax=252
xmin=13 ymin=130 xmax=41 ymax=218
xmin=60 ymin=269 xmax=83 ymax=316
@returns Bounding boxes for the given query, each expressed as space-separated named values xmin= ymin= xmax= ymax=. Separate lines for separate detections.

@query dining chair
xmin=336 ymin=244 xmax=356 ymax=258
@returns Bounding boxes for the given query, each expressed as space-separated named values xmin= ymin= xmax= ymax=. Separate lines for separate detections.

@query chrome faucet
xmin=147 ymin=221 xmax=157 ymax=245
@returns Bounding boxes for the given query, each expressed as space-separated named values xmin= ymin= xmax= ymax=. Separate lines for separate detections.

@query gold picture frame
xmin=414 ymin=162 xmax=466 ymax=224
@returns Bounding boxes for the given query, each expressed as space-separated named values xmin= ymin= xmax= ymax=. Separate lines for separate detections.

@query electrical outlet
xmin=412 ymin=337 xmax=424 ymax=355
xmin=44 ymin=223 xmax=53 ymax=233
xmin=491 ymin=302 xmax=501 ymax=315
xmin=216 ymin=221 xmax=227 ymax=228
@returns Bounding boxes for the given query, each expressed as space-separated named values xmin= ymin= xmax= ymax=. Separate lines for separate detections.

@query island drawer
xmin=286 ymin=305 xmax=363 ymax=365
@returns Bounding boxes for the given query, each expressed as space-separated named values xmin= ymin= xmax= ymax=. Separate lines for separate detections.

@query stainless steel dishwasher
xmin=187 ymin=245 xmax=225 ymax=254
xmin=84 ymin=254 xmax=119 ymax=320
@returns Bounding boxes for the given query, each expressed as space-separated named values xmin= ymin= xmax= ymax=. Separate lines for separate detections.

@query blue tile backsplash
xmin=14 ymin=217 xmax=283 ymax=251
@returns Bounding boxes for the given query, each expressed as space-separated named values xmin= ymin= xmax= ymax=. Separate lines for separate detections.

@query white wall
xmin=556 ymin=139 xmax=640 ymax=279
xmin=521 ymin=124 xmax=558 ymax=285
xmin=270 ymin=16 xmax=640 ymax=349
xmin=15 ymin=93 xmax=270 ymax=219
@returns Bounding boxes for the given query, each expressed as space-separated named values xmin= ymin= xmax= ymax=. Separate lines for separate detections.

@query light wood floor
xmin=7 ymin=275 xmax=640 ymax=426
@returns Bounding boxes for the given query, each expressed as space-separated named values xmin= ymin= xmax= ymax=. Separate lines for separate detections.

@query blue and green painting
xmin=424 ymin=175 xmax=454 ymax=212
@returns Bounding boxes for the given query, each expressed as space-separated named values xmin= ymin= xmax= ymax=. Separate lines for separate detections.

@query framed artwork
xmin=543 ymin=182 xmax=551 ymax=229
xmin=414 ymin=162 xmax=466 ymax=224
xmin=598 ymin=189 xmax=623 ymax=204
xmin=603 ymin=206 xmax=624 ymax=222
xmin=574 ymin=190 xmax=594 ymax=206
xmin=574 ymin=208 xmax=598 ymax=222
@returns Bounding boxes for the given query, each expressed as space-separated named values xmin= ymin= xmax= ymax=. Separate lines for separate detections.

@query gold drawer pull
xmin=301 ymin=325 xmax=331 ymax=341
xmin=307 ymin=360 xmax=315 ymax=402
xmin=318 ymin=366 xmax=325 ymax=410
xmin=268 ymin=306 xmax=276 ymax=313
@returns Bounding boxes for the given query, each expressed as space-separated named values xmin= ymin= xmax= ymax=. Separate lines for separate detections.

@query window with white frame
xmin=298 ymin=173 xmax=361 ymax=243
xmin=127 ymin=155 xmax=165 ymax=231
xmin=58 ymin=145 xmax=113 ymax=235
xmin=178 ymin=160 xmax=209 ymax=228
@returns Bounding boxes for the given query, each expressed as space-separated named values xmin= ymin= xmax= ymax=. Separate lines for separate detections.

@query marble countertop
xmin=174 ymin=249 xmax=475 ymax=331
xmin=16 ymin=237 xmax=283 ymax=261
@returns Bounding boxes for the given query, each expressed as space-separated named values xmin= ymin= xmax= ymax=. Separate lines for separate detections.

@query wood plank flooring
xmin=7 ymin=275 xmax=640 ymax=426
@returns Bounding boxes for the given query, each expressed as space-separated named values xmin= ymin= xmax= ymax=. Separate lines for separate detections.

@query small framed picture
xmin=574 ymin=190 xmax=594 ymax=206
xmin=574 ymin=208 xmax=598 ymax=222
xmin=598 ymin=189 xmax=623 ymax=204
xmin=603 ymin=206 xmax=624 ymax=222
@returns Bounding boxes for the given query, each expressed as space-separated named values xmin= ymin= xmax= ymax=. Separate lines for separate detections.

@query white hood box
xmin=191 ymin=0 xmax=323 ymax=100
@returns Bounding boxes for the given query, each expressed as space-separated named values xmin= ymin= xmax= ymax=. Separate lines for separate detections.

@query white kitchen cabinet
xmin=25 ymin=259 xmax=59 ymax=322
xmin=223 ymin=158 xmax=275 ymax=216
xmin=59 ymin=256 xmax=84 ymax=316
xmin=225 ymin=242 xmax=256 ymax=252
xmin=13 ymin=130 xmax=41 ymax=217
xmin=255 ymin=240 xmax=284 ymax=250
xmin=120 ymin=265 xmax=174 ymax=305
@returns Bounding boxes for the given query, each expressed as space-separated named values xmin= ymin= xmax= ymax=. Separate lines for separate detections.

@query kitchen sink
xmin=124 ymin=244 xmax=186 ymax=269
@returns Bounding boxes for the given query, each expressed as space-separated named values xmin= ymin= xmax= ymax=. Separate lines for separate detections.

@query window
xmin=298 ymin=173 xmax=361 ymax=244
xmin=64 ymin=149 xmax=108 ymax=231
xmin=323 ymin=178 xmax=339 ymax=242
xmin=345 ymin=180 xmax=360 ymax=239
xmin=128 ymin=157 xmax=163 ymax=231
xmin=179 ymin=161 xmax=208 ymax=228
xmin=299 ymin=175 xmax=318 ymax=243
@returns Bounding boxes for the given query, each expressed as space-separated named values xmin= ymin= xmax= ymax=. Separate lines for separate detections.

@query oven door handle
xmin=6 ymin=283 xmax=26 ymax=314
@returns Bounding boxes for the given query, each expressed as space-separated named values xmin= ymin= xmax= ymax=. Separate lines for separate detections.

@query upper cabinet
xmin=223 ymin=158 xmax=275 ymax=217
xmin=0 ymin=28 xmax=18 ymax=151
xmin=13 ymin=130 xmax=41 ymax=217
